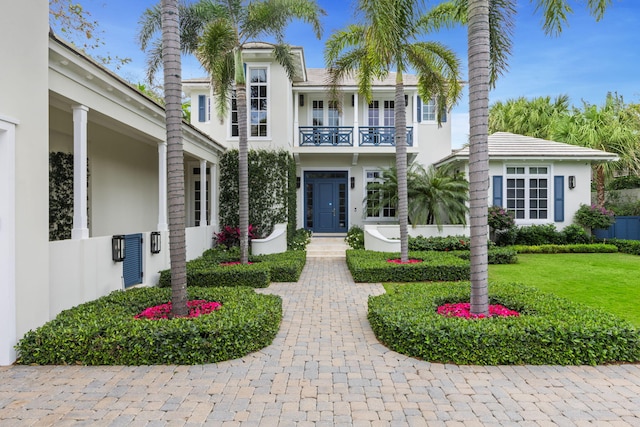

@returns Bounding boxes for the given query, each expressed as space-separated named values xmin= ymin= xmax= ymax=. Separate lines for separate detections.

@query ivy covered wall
xmin=219 ymin=149 xmax=296 ymax=238
xmin=49 ymin=152 xmax=74 ymax=241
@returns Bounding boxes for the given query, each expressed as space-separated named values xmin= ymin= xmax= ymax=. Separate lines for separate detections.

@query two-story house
xmin=183 ymin=42 xmax=453 ymax=234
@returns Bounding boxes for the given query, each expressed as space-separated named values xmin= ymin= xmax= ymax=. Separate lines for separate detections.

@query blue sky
xmin=66 ymin=0 xmax=640 ymax=148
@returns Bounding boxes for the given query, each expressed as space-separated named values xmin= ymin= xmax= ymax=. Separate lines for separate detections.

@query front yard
xmin=489 ymin=253 xmax=640 ymax=326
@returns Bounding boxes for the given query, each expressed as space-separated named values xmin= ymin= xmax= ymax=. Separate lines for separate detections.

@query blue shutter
xmin=554 ymin=176 xmax=564 ymax=222
xmin=198 ymin=95 xmax=206 ymax=122
xmin=492 ymin=176 xmax=503 ymax=207
xmin=123 ymin=234 xmax=143 ymax=288
xmin=442 ymin=107 xmax=447 ymax=123
xmin=417 ymin=96 xmax=422 ymax=123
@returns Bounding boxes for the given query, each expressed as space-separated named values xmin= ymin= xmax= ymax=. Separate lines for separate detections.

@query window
xmin=383 ymin=100 xmax=394 ymax=127
xmin=365 ymin=170 xmax=396 ymax=219
xmin=249 ymin=68 xmax=268 ymax=137
xmin=198 ymin=94 xmax=210 ymax=122
xmin=506 ymin=166 xmax=549 ymax=220
xmin=312 ymin=100 xmax=324 ymax=126
xmin=230 ymin=91 xmax=238 ymax=137
xmin=368 ymin=101 xmax=380 ymax=126
xmin=328 ymin=101 xmax=339 ymax=126
xmin=420 ymin=97 xmax=447 ymax=123
xmin=368 ymin=100 xmax=395 ymax=126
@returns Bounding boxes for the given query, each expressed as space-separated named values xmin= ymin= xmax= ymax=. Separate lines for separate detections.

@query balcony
xmin=298 ymin=126 xmax=413 ymax=147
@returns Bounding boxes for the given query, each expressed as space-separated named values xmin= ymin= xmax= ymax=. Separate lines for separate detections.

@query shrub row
xmin=368 ymin=282 xmax=640 ymax=365
xmin=346 ymin=250 xmax=470 ymax=283
xmin=452 ymin=247 xmax=518 ymax=264
xmin=602 ymin=238 xmax=640 ymax=256
xmin=158 ymin=250 xmax=306 ymax=288
xmin=409 ymin=235 xmax=471 ymax=251
xmin=511 ymin=243 xmax=618 ymax=254
xmin=494 ymin=224 xmax=591 ymax=246
xmin=16 ymin=287 xmax=282 ymax=365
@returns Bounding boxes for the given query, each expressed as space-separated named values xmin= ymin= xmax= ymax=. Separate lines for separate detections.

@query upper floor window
xmin=249 ymin=68 xmax=268 ymax=137
xmin=230 ymin=90 xmax=238 ymax=137
xmin=198 ymin=94 xmax=211 ymax=122
xmin=506 ymin=166 xmax=549 ymax=220
xmin=312 ymin=100 xmax=340 ymax=126
xmin=365 ymin=170 xmax=396 ymax=219
xmin=420 ymin=97 xmax=447 ymax=123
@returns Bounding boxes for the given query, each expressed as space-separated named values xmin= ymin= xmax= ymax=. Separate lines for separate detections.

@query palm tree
xmin=139 ymin=0 xmax=324 ymax=264
xmin=489 ymin=95 xmax=570 ymax=139
xmin=433 ymin=0 xmax=610 ymax=315
xmin=409 ymin=164 xmax=468 ymax=227
xmin=161 ymin=0 xmax=188 ymax=316
xmin=551 ymin=93 xmax=640 ymax=207
xmin=325 ymin=0 xmax=463 ymax=262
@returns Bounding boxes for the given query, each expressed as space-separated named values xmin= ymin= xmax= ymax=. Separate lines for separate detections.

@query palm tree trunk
xmin=236 ymin=63 xmax=249 ymax=264
xmin=394 ymin=72 xmax=409 ymax=262
xmin=161 ymin=0 xmax=187 ymax=317
xmin=595 ymin=165 xmax=606 ymax=208
xmin=467 ymin=0 xmax=490 ymax=316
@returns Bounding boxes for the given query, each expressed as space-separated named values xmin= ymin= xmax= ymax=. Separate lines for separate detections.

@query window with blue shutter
xmin=417 ymin=96 xmax=421 ymax=123
xmin=554 ymin=176 xmax=564 ymax=222
xmin=198 ymin=95 xmax=206 ymax=122
xmin=492 ymin=176 xmax=503 ymax=207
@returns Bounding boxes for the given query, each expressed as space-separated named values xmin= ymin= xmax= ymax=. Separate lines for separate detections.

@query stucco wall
xmin=0 ymin=0 xmax=50 ymax=365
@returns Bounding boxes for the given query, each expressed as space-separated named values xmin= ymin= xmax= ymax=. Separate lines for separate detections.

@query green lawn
xmin=489 ymin=253 xmax=640 ymax=326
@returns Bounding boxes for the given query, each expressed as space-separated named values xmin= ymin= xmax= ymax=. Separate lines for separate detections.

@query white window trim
xmin=227 ymin=89 xmax=239 ymax=140
xmin=504 ymin=164 xmax=554 ymax=224
xmin=308 ymin=98 xmax=342 ymax=126
xmin=421 ymin=97 xmax=437 ymax=123
xmin=363 ymin=168 xmax=397 ymax=221
xmin=247 ymin=63 xmax=271 ymax=140
xmin=366 ymin=97 xmax=396 ymax=127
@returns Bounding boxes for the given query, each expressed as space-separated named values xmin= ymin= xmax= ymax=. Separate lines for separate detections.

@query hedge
xmin=16 ymin=287 xmax=282 ymax=365
xmin=158 ymin=250 xmax=307 ymax=288
xmin=346 ymin=250 xmax=470 ymax=283
xmin=368 ymin=282 xmax=640 ymax=365
xmin=511 ymin=243 xmax=618 ymax=254
xmin=602 ymin=239 xmax=640 ymax=256
xmin=451 ymin=247 xmax=518 ymax=264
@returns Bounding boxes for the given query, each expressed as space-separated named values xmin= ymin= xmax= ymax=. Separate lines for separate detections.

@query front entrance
xmin=304 ymin=171 xmax=348 ymax=233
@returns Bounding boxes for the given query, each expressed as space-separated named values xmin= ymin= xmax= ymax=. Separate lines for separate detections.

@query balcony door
xmin=304 ymin=171 xmax=348 ymax=233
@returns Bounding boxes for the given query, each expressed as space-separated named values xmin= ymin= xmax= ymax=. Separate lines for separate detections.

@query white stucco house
xmin=1 ymin=3 xmax=618 ymax=365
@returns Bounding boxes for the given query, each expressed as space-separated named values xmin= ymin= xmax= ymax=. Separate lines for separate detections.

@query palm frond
xmin=272 ymin=43 xmax=297 ymax=81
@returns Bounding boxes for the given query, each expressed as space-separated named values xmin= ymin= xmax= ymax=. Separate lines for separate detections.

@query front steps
xmin=306 ymin=235 xmax=349 ymax=258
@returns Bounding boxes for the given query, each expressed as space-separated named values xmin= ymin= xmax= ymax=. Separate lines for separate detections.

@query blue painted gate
xmin=594 ymin=216 xmax=640 ymax=241
xmin=123 ymin=233 xmax=143 ymax=288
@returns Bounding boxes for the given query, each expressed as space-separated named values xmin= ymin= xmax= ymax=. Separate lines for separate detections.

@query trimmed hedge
xmin=603 ymin=239 xmax=640 ymax=256
xmin=452 ymin=247 xmax=518 ymax=264
xmin=409 ymin=235 xmax=471 ymax=251
xmin=511 ymin=243 xmax=618 ymax=254
xmin=16 ymin=287 xmax=282 ymax=365
xmin=158 ymin=250 xmax=307 ymax=288
xmin=346 ymin=250 xmax=470 ymax=283
xmin=368 ymin=282 xmax=640 ymax=365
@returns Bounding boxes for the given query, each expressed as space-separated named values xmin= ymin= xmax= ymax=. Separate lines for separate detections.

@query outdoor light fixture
xmin=568 ymin=175 xmax=576 ymax=189
xmin=350 ymin=176 xmax=355 ymax=189
xmin=150 ymin=231 xmax=161 ymax=254
xmin=296 ymin=176 xmax=301 ymax=189
xmin=112 ymin=235 xmax=126 ymax=262
xmin=299 ymin=94 xmax=304 ymax=107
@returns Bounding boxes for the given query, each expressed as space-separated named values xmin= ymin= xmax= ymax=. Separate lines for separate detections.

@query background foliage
xmin=49 ymin=152 xmax=75 ymax=241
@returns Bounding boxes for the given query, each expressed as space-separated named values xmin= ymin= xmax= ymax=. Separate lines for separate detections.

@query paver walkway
xmin=1 ymin=257 xmax=639 ymax=426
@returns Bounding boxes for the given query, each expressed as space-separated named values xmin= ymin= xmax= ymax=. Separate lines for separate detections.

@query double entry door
xmin=304 ymin=171 xmax=348 ymax=233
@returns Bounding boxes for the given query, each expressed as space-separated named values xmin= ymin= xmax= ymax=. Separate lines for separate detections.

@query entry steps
xmin=306 ymin=235 xmax=349 ymax=258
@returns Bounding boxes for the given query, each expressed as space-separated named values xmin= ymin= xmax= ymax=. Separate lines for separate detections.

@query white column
xmin=200 ymin=159 xmax=208 ymax=227
xmin=211 ymin=163 xmax=218 ymax=229
xmin=71 ymin=105 xmax=89 ymax=239
xmin=0 ymin=118 xmax=18 ymax=366
xmin=294 ymin=91 xmax=300 ymax=146
xmin=353 ymin=92 xmax=359 ymax=146
xmin=157 ymin=142 xmax=168 ymax=231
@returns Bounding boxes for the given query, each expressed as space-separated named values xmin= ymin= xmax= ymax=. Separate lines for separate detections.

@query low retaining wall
xmin=252 ymin=223 xmax=288 ymax=255
xmin=364 ymin=224 xmax=470 ymax=252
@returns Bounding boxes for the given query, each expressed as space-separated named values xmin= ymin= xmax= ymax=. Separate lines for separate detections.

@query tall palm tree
xmin=325 ymin=0 xmax=463 ymax=263
xmin=489 ymin=95 xmax=570 ymax=139
xmin=139 ymin=0 xmax=324 ymax=264
xmin=161 ymin=0 xmax=188 ymax=317
xmin=433 ymin=0 xmax=610 ymax=315
xmin=551 ymin=93 xmax=640 ymax=207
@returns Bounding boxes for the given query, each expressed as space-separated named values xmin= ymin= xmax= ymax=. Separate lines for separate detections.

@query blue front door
xmin=123 ymin=233 xmax=143 ymax=288
xmin=304 ymin=171 xmax=348 ymax=233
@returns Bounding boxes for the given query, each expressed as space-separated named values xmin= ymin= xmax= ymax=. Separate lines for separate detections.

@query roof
xmin=294 ymin=68 xmax=420 ymax=88
xmin=435 ymin=132 xmax=619 ymax=165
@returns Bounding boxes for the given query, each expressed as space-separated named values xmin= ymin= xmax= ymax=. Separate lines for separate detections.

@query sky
xmin=60 ymin=0 xmax=640 ymax=148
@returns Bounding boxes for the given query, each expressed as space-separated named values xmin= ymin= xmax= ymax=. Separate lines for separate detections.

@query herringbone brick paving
xmin=1 ymin=257 xmax=639 ymax=426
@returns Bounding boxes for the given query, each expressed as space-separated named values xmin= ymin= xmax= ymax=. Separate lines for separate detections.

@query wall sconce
xmin=299 ymin=94 xmax=304 ymax=107
xmin=568 ymin=175 xmax=576 ymax=189
xmin=350 ymin=176 xmax=355 ymax=189
xmin=150 ymin=231 xmax=161 ymax=254
xmin=112 ymin=235 xmax=126 ymax=262
xmin=296 ymin=176 xmax=301 ymax=189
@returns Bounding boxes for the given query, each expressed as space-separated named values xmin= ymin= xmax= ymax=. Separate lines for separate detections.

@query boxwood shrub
xmin=158 ymin=250 xmax=306 ymax=287
xmin=511 ymin=243 xmax=618 ymax=254
xmin=16 ymin=286 xmax=282 ymax=365
xmin=452 ymin=247 xmax=518 ymax=264
xmin=603 ymin=239 xmax=640 ymax=256
xmin=346 ymin=250 xmax=470 ymax=283
xmin=368 ymin=282 xmax=640 ymax=365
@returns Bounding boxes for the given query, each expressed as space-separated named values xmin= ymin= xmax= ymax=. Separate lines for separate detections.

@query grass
xmin=489 ymin=253 xmax=640 ymax=326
